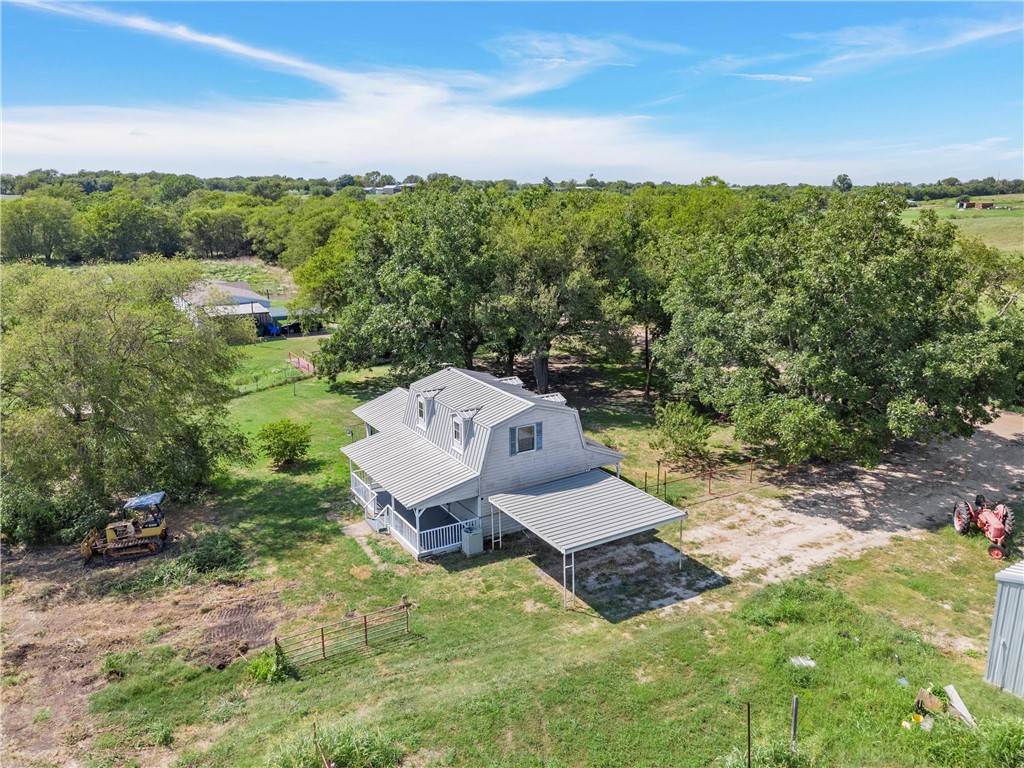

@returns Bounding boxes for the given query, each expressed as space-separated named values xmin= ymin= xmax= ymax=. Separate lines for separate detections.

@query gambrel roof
xmin=408 ymin=368 xmax=570 ymax=428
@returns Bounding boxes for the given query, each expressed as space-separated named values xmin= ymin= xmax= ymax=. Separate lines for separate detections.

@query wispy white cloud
xmin=10 ymin=0 xmax=355 ymax=92
xmin=3 ymin=1 xmax=1020 ymax=184
xmin=692 ymin=52 xmax=804 ymax=76
xmin=732 ymin=74 xmax=813 ymax=83
xmin=483 ymin=32 xmax=628 ymax=98
xmin=798 ymin=17 xmax=1023 ymax=74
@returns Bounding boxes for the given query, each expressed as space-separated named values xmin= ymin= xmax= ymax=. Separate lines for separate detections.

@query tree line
xmin=299 ymin=178 xmax=1022 ymax=466
xmin=1 ymin=170 xmax=1021 ymax=544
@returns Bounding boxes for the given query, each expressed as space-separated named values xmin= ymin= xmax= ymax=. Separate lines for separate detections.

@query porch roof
xmin=489 ymin=471 xmax=687 ymax=555
xmin=341 ymin=428 xmax=478 ymax=509
xmin=352 ymin=387 xmax=408 ymax=432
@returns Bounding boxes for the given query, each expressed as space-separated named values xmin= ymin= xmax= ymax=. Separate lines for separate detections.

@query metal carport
xmin=488 ymin=470 xmax=688 ymax=606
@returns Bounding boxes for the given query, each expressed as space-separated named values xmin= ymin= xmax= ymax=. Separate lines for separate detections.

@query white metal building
xmin=984 ymin=561 xmax=1024 ymax=698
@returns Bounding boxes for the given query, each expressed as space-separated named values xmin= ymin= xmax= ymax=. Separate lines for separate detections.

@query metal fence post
xmin=746 ymin=702 xmax=751 ymax=768
xmin=364 ymin=615 xmax=369 ymax=646
xmin=321 ymin=627 xmax=326 ymax=660
xmin=790 ymin=695 xmax=799 ymax=753
xmin=707 ymin=470 xmax=713 ymax=495
xmin=644 ymin=472 xmax=648 ymax=493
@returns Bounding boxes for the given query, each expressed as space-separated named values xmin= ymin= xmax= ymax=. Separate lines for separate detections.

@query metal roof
xmin=206 ymin=302 xmax=269 ymax=317
xmin=489 ymin=471 xmax=687 ymax=554
xmin=996 ymin=562 xmax=1024 ymax=585
xmin=341 ymin=427 xmax=478 ymax=509
xmin=352 ymin=387 xmax=408 ymax=432
xmin=410 ymin=368 xmax=567 ymax=428
xmin=584 ymin=437 xmax=625 ymax=461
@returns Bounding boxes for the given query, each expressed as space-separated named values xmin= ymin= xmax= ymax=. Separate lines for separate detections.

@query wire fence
xmin=639 ymin=460 xmax=776 ymax=508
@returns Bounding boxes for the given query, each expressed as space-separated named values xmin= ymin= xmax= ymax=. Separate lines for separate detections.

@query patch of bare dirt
xmin=0 ymin=542 xmax=294 ymax=767
xmin=682 ymin=412 xmax=1024 ymax=587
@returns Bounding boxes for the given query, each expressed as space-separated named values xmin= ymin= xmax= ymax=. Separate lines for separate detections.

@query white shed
xmin=984 ymin=561 xmax=1024 ymax=698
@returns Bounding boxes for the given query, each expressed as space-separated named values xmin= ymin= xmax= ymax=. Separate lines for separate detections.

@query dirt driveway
xmin=681 ymin=411 xmax=1023 ymax=586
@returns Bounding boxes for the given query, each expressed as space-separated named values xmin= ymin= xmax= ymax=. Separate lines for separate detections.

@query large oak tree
xmin=658 ymin=189 xmax=1020 ymax=465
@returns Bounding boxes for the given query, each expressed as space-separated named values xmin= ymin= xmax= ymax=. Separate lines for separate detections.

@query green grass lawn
xmin=82 ymin=370 xmax=1024 ymax=768
xmin=230 ymin=337 xmax=323 ymax=394
xmin=201 ymin=260 xmax=288 ymax=295
xmin=901 ymin=195 xmax=1023 ymax=255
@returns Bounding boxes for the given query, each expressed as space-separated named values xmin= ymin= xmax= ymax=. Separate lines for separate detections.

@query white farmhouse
xmin=343 ymin=368 xmax=686 ymax=603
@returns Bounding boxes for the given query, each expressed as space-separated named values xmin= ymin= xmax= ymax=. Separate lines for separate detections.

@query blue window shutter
xmin=509 ymin=427 xmax=517 ymax=455
xmin=535 ymin=422 xmax=543 ymax=450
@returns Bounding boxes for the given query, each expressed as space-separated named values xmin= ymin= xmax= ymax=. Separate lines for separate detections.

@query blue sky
xmin=2 ymin=2 xmax=1022 ymax=184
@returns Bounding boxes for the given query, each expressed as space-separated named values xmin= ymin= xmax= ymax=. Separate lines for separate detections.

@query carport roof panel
xmin=489 ymin=471 xmax=687 ymax=554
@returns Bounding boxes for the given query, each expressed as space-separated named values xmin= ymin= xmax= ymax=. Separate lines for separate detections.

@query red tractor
xmin=953 ymin=495 xmax=1015 ymax=559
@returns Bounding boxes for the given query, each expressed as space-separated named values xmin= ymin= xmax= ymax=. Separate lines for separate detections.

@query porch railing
xmin=419 ymin=520 xmax=463 ymax=556
xmin=351 ymin=470 xmax=374 ymax=509
xmin=389 ymin=511 xmax=418 ymax=554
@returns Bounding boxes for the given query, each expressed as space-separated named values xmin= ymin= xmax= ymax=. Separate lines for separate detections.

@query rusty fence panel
xmin=275 ymin=599 xmax=410 ymax=666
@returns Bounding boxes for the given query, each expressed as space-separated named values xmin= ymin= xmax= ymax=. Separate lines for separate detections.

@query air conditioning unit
xmin=461 ymin=520 xmax=483 ymax=557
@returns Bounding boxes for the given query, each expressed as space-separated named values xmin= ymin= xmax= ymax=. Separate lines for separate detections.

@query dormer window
xmin=415 ymin=388 xmax=442 ymax=430
xmin=452 ymin=417 xmax=463 ymax=452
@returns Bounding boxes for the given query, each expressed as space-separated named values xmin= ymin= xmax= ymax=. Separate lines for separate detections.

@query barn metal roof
xmin=489 ymin=471 xmax=687 ymax=554
xmin=352 ymin=387 xmax=408 ymax=432
xmin=341 ymin=427 xmax=478 ymax=509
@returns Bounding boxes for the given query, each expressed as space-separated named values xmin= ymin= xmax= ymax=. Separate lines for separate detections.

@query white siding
xmin=479 ymin=408 xmax=616 ymax=498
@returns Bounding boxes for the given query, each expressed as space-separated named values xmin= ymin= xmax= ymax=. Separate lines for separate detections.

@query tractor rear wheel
xmin=988 ymin=544 xmax=1007 ymax=560
xmin=1003 ymin=508 xmax=1015 ymax=539
xmin=953 ymin=502 xmax=971 ymax=535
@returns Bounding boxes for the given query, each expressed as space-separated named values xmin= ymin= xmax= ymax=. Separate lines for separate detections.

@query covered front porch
xmin=350 ymin=469 xmax=465 ymax=558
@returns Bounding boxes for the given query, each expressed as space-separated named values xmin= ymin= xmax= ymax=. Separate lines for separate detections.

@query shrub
xmin=255 ymin=419 xmax=313 ymax=467
xmin=653 ymin=401 xmax=712 ymax=464
xmin=177 ymin=530 xmax=245 ymax=573
xmin=247 ymin=643 xmax=298 ymax=685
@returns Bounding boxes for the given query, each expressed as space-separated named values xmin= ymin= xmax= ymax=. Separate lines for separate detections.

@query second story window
xmin=417 ymin=397 xmax=426 ymax=427
xmin=516 ymin=424 xmax=536 ymax=453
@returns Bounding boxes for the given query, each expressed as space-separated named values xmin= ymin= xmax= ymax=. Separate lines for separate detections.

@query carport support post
xmin=679 ymin=520 xmax=684 ymax=571
xmin=562 ymin=551 xmax=576 ymax=608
